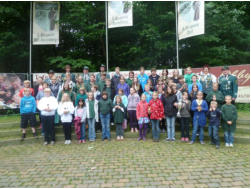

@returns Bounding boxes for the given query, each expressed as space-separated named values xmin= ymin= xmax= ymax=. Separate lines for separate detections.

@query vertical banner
xmin=108 ymin=1 xmax=133 ymax=28
xmin=178 ymin=1 xmax=204 ymax=40
xmin=33 ymin=2 xmax=60 ymax=45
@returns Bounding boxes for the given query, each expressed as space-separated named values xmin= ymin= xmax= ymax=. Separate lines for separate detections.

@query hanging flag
xmin=108 ymin=1 xmax=133 ymax=28
xmin=33 ymin=2 xmax=60 ymax=45
xmin=178 ymin=1 xmax=205 ymax=40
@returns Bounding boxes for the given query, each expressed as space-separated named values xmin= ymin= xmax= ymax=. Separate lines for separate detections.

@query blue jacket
xmin=137 ymin=74 xmax=149 ymax=91
xmin=188 ymin=82 xmax=203 ymax=94
xmin=206 ymin=108 xmax=221 ymax=126
xmin=20 ymin=96 xmax=36 ymax=114
xmin=191 ymin=99 xmax=208 ymax=127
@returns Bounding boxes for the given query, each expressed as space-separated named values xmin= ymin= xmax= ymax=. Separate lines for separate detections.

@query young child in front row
xmin=20 ymin=88 xmax=37 ymax=141
xmin=190 ymin=91 xmax=208 ymax=144
xmin=86 ymin=92 xmax=99 ymax=142
xmin=148 ymin=92 xmax=164 ymax=142
xmin=136 ymin=94 xmax=149 ymax=141
xmin=74 ymin=99 xmax=87 ymax=143
xmin=57 ymin=93 xmax=75 ymax=145
xmin=113 ymin=95 xmax=125 ymax=140
xmin=221 ymin=95 xmax=237 ymax=147
xmin=206 ymin=101 xmax=221 ymax=149
xmin=180 ymin=92 xmax=191 ymax=142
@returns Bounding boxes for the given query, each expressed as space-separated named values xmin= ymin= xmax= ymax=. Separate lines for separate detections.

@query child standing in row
xmin=190 ymin=91 xmax=208 ymax=144
xmin=20 ymin=88 xmax=37 ymax=141
xmin=180 ymin=92 xmax=191 ymax=142
xmin=127 ymin=87 xmax=140 ymax=133
xmin=86 ymin=92 xmax=99 ymax=142
xmin=221 ymin=95 xmax=237 ymax=147
xmin=207 ymin=101 xmax=221 ymax=149
xmin=136 ymin=94 xmax=149 ymax=141
xmin=74 ymin=99 xmax=87 ymax=143
xmin=113 ymin=96 xmax=125 ymax=140
xmin=148 ymin=92 xmax=164 ymax=142
xmin=57 ymin=93 xmax=75 ymax=144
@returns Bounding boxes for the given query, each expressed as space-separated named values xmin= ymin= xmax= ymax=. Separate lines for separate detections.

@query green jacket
xmin=84 ymin=81 xmax=97 ymax=92
xmin=184 ymin=73 xmax=194 ymax=85
xmin=75 ymin=93 xmax=87 ymax=106
xmin=97 ymin=80 xmax=106 ymax=92
xmin=218 ymin=74 xmax=238 ymax=99
xmin=96 ymin=72 xmax=110 ymax=83
xmin=206 ymin=90 xmax=224 ymax=108
xmin=126 ymin=78 xmax=133 ymax=88
xmin=98 ymin=98 xmax=113 ymax=114
xmin=221 ymin=104 xmax=237 ymax=132
xmin=113 ymin=103 xmax=125 ymax=124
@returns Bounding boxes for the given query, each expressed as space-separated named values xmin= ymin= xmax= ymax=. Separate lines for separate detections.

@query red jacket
xmin=136 ymin=100 xmax=149 ymax=120
xmin=148 ymin=98 xmax=164 ymax=120
xmin=19 ymin=88 xmax=34 ymax=98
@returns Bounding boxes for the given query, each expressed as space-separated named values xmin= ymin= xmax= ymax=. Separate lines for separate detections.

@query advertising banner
xmin=33 ymin=2 xmax=60 ymax=45
xmin=108 ymin=1 xmax=133 ymax=28
xmin=178 ymin=1 xmax=205 ymax=40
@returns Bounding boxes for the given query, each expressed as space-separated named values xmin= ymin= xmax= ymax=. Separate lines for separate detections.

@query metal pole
xmin=105 ymin=1 xmax=109 ymax=72
xmin=175 ymin=1 xmax=179 ymax=69
xmin=29 ymin=1 xmax=32 ymax=81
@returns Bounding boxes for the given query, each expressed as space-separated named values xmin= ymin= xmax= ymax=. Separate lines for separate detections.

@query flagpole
xmin=29 ymin=1 xmax=32 ymax=81
xmin=105 ymin=1 xmax=109 ymax=72
xmin=175 ymin=1 xmax=179 ymax=69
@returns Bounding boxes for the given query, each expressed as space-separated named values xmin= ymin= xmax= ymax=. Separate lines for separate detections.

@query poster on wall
xmin=33 ymin=2 xmax=60 ymax=45
xmin=108 ymin=1 xmax=133 ymax=28
xmin=178 ymin=1 xmax=205 ymax=40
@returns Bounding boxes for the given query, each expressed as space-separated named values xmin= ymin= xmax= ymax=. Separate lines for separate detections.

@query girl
xmin=143 ymin=84 xmax=153 ymax=103
xmin=91 ymin=85 xmax=101 ymax=100
xmin=162 ymin=86 xmax=178 ymax=141
xmin=189 ymin=84 xmax=199 ymax=102
xmin=190 ymin=91 xmax=208 ymax=144
xmin=132 ymin=77 xmax=143 ymax=96
xmin=57 ymin=93 xmax=75 ymax=144
xmin=136 ymin=94 xmax=149 ymax=141
xmin=74 ymin=99 xmax=87 ymax=143
xmin=148 ymin=92 xmax=164 ymax=142
xmin=147 ymin=79 xmax=155 ymax=92
xmin=180 ymin=92 xmax=191 ymax=142
xmin=117 ymin=76 xmax=130 ymax=97
xmin=86 ymin=92 xmax=99 ymax=142
xmin=113 ymin=95 xmax=125 ymax=140
xmin=57 ymin=82 xmax=75 ymax=103
xmin=157 ymin=86 xmax=166 ymax=133
xmin=127 ymin=87 xmax=140 ymax=133
xmin=75 ymin=87 xmax=87 ymax=106
xmin=171 ymin=69 xmax=180 ymax=84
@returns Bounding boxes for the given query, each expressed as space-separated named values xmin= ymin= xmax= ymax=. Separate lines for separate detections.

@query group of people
xmin=19 ymin=64 xmax=238 ymax=148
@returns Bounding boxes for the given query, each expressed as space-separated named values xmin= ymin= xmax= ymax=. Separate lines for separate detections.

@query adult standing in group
xmin=199 ymin=65 xmax=217 ymax=99
xmin=61 ymin=64 xmax=76 ymax=83
xmin=96 ymin=64 xmax=110 ymax=83
xmin=111 ymin=67 xmax=121 ymax=91
xmin=218 ymin=66 xmax=238 ymax=104
xmin=44 ymin=69 xmax=55 ymax=85
xmin=82 ymin=66 xmax=90 ymax=84
xmin=149 ymin=68 xmax=160 ymax=91
xmin=137 ymin=66 xmax=149 ymax=92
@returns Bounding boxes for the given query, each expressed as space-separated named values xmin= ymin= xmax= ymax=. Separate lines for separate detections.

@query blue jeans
xmin=100 ymin=113 xmax=111 ymax=140
xmin=224 ymin=131 xmax=234 ymax=144
xmin=88 ymin=118 xmax=96 ymax=141
xmin=151 ymin=119 xmax=160 ymax=140
xmin=166 ymin=116 xmax=176 ymax=140
xmin=208 ymin=125 xmax=220 ymax=145
xmin=191 ymin=118 xmax=204 ymax=142
xmin=80 ymin=122 xmax=86 ymax=140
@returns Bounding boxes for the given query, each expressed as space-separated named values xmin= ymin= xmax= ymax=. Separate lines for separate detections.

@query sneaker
xmin=171 ymin=138 xmax=175 ymax=142
xmin=181 ymin=137 xmax=185 ymax=141
xmin=131 ymin=128 xmax=134 ymax=133
xmin=64 ymin=140 xmax=68 ymax=144
xmin=117 ymin=136 xmax=120 ymax=140
xmin=225 ymin=143 xmax=229 ymax=147
xmin=165 ymin=138 xmax=170 ymax=142
xmin=200 ymin=141 xmax=205 ymax=145
xmin=78 ymin=140 xmax=82 ymax=144
xmin=196 ymin=133 xmax=199 ymax=136
xmin=50 ymin=141 xmax=55 ymax=145
xmin=44 ymin=141 xmax=48 ymax=145
xmin=68 ymin=140 xmax=71 ymax=144
xmin=229 ymin=143 xmax=234 ymax=147
xmin=216 ymin=145 xmax=220 ymax=149
xmin=21 ymin=133 xmax=26 ymax=141
xmin=138 ymin=137 xmax=142 ymax=141
xmin=120 ymin=136 xmax=124 ymax=140
xmin=82 ymin=140 xmax=86 ymax=143
xmin=185 ymin=138 xmax=189 ymax=142
xmin=142 ymin=137 xmax=146 ymax=141
xmin=189 ymin=141 xmax=194 ymax=144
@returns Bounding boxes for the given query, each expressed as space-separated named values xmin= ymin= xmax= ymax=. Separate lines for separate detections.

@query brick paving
xmin=0 ymin=138 xmax=249 ymax=188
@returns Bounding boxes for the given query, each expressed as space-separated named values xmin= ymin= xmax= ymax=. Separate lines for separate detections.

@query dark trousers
xmin=116 ymin=124 xmax=124 ymax=136
xmin=208 ymin=125 xmax=220 ymax=145
xmin=180 ymin=117 xmax=190 ymax=138
xmin=62 ymin=122 xmax=72 ymax=140
xmin=139 ymin=123 xmax=148 ymax=139
xmin=128 ymin=110 xmax=138 ymax=129
xmin=41 ymin=115 xmax=55 ymax=142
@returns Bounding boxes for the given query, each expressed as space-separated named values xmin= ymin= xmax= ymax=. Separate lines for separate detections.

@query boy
xmin=20 ymin=88 xmax=37 ymax=141
xmin=184 ymin=67 xmax=194 ymax=85
xmin=207 ymin=101 xmax=221 ymax=149
xmin=19 ymin=80 xmax=34 ymax=98
xmin=221 ymin=95 xmax=237 ymax=147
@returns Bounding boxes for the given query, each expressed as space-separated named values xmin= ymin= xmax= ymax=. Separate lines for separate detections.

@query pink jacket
xmin=136 ymin=100 xmax=149 ymax=120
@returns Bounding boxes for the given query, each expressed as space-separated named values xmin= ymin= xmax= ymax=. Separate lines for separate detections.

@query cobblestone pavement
xmin=0 ymin=138 xmax=249 ymax=188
